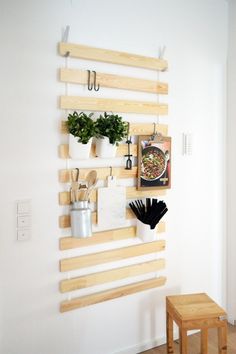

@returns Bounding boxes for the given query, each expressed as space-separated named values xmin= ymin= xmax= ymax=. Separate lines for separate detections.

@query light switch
xmin=16 ymin=199 xmax=32 ymax=241
xmin=17 ymin=215 xmax=31 ymax=228
xmin=17 ymin=200 xmax=31 ymax=214
xmin=17 ymin=229 xmax=31 ymax=241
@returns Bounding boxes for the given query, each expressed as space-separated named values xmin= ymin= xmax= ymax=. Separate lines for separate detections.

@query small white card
xmin=97 ymin=185 xmax=126 ymax=229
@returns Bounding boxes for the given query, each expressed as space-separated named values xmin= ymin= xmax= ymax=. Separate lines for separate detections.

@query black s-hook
xmin=93 ymin=71 xmax=100 ymax=91
xmin=87 ymin=70 xmax=93 ymax=91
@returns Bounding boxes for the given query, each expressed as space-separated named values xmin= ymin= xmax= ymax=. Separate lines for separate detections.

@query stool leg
xmin=218 ymin=321 xmax=227 ymax=354
xmin=166 ymin=311 xmax=174 ymax=354
xmin=201 ymin=329 xmax=208 ymax=354
xmin=179 ymin=329 xmax=187 ymax=354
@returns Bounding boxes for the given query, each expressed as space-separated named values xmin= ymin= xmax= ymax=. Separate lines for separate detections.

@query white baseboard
xmin=113 ymin=331 xmax=178 ymax=354
xmin=112 ymin=330 xmax=201 ymax=354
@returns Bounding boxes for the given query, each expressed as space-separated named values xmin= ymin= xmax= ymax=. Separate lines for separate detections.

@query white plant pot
xmin=95 ymin=137 xmax=117 ymax=158
xmin=136 ymin=219 xmax=156 ymax=242
xmin=69 ymin=134 xmax=92 ymax=160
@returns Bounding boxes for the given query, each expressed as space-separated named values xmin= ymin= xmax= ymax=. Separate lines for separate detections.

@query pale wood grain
xmin=60 ymin=240 xmax=165 ymax=272
xmin=60 ymin=96 xmax=168 ymax=115
xmin=58 ymin=167 xmax=137 ymax=182
xmin=59 ymin=42 xmax=168 ymax=71
xmin=60 ymin=68 xmax=168 ymax=94
xmin=59 ymin=222 xmax=165 ymax=249
xmin=60 ymin=259 xmax=165 ymax=292
xmin=60 ymin=276 xmax=167 ymax=312
xmin=59 ymin=187 xmax=166 ymax=205
xmin=61 ymin=121 xmax=168 ymax=136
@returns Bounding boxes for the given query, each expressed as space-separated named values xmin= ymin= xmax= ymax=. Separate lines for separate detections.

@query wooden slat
xmin=60 ymin=240 xmax=165 ymax=272
xmin=59 ymin=187 xmax=166 ymax=205
xmin=59 ymin=167 xmax=137 ymax=183
xmin=60 ymin=259 xmax=165 ymax=292
xmin=129 ymin=123 xmax=168 ymax=136
xmin=59 ymin=212 xmax=97 ymax=228
xmin=59 ymin=42 xmax=168 ymax=71
xmin=59 ymin=222 xmax=165 ymax=249
xmin=61 ymin=121 xmax=168 ymax=136
xmin=60 ymin=226 xmax=136 ymax=250
xmin=60 ymin=68 xmax=168 ymax=94
xmin=59 ymin=203 xmax=166 ymax=228
xmin=58 ymin=143 xmax=138 ymax=159
xmin=60 ymin=96 xmax=168 ymax=115
xmin=126 ymin=187 xmax=166 ymax=199
xmin=60 ymin=276 xmax=167 ymax=312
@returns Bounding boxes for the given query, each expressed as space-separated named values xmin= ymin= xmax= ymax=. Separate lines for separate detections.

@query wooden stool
xmin=166 ymin=293 xmax=227 ymax=354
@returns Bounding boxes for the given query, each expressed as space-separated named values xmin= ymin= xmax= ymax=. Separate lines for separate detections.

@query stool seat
xmin=166 ymin=293 xmax=227 ymax=354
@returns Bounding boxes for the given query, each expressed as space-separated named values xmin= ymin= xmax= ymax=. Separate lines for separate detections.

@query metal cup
xmin=70 ymin=201 xmax=92 ymax=238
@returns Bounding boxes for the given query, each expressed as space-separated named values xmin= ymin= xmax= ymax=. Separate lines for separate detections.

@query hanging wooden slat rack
xmin=59 ymin=223 xmax=165 ymax=250
xmin=59 ymin=42 xmax=168 ymax=71
xmin=60 ymin=68 xmax=168 ymax=94
xmin=58 ymin=41 xmax=169 ymax=311
xmin=60 ymin=96 xmax=168 ymax=115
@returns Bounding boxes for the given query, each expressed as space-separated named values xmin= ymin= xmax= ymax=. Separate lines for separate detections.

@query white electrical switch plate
xmin=182 ymin=133 xmax=193 ymax=155
xmin=17 ymin=215 xmax=31 ymax=228
xmin=17 ymin=229 xmax=31 ymax=241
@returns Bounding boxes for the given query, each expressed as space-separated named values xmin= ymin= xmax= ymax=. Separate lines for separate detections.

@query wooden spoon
xmin=70 ymin=168 xmax=79 ymax=202
xmin=85 ymin=170 xmax=97 ymax=200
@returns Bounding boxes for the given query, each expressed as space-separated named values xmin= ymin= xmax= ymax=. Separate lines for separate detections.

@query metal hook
xmin=75 ymin=168 xmax=79 ymax=181
xmin=87 ymin=70 xmax=93 ymax=91
xmin=150 ymin=122 xmax=158 ymax=141
xmin=153 ymin=122 xmax=157 ymax=135
xmin=93 ymin=70 xmax=100 ymax=91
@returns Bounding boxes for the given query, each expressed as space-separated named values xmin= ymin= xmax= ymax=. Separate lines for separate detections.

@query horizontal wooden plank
xmin=58 ymin=143 xmax=138 ymax=159
xmin=60 ymin=226 xmax=136 ymax=250
xmin=60 ymin=259 xmax=165 ymax=292
xmin=61 ymin=121 xmax=168 ymax=136
xmin=60 ymin=276 xmax=167 ymax=312
xmin=59 ymin=222 xmax=165 ymax=249
xmin=128 ymin=123 xmax=168 ymax=136
xmin=59 ymin=212 xmax=96 ymax=228
xmin=60 ymin=240 xmax=165 ymax=272
xmin=59 ymin=42 xmax=168 ymax=71
xmin=59 ymin=203 xmax=165 ymax=228
xmin=60 ymin=68 xmax=168 ymax=94
xmin=60 ymin=96 xmax=168 ymax=115
xmin=59 ymin=167 xmax=137 ymax=183
xmin=59 ymin=187 xmax=166 ymax=205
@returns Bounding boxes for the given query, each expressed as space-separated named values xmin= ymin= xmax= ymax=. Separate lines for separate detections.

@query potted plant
xmin=67 ymin=111 xmax=96 ymax=159
xmin=95 ymin=112 xmax=128 ymax=158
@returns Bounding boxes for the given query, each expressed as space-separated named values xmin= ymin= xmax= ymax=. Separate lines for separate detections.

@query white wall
xmin=0 ymin=1 xmax=228 ymax=353
xmin=227 ymin=0 xmax=236 ymax=324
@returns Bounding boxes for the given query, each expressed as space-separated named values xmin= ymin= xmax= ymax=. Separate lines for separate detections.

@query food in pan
xmin=141 ymin=146 xmax=166 ymax=181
